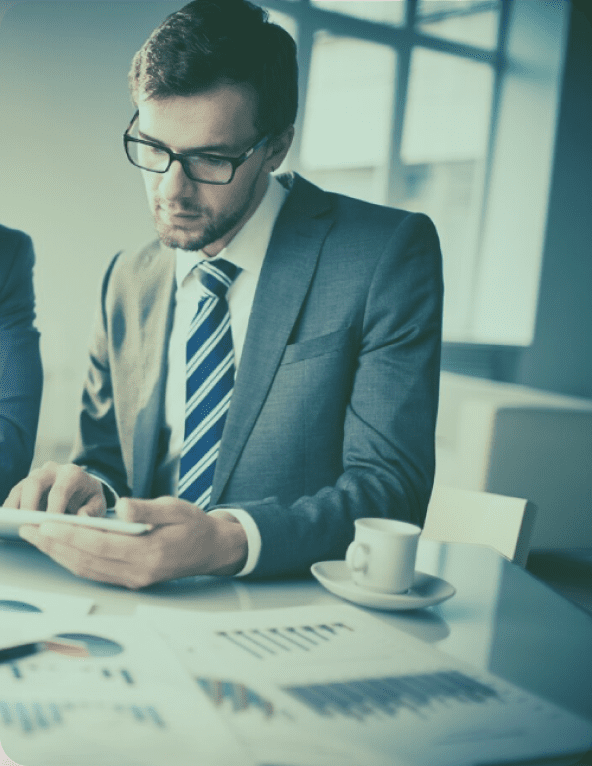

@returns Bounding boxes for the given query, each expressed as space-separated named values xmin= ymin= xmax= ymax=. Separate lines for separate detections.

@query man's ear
xmin=265 ymin=125 xmax=295 ymax=172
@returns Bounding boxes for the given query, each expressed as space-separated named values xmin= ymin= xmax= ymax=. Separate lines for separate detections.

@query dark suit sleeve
xmin=69 ymin=253 xmax=131 ymax=499
xmin=232 ymin=212 xmax=443 ymax=578
xmin=0 ymin=229 xmax=43 ymax=503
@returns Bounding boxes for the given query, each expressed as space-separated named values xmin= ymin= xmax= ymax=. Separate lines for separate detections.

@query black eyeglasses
xmin=123 ymin=111 xmax=268 ymax=185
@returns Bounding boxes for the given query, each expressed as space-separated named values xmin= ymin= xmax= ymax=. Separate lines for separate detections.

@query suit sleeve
xmin=69 ymin=253 xmax=131 ymax=498
xmin=230 ymin=212 xmax=443 ymax=578
xmin=0 ymin=231 xmax=43 ymax=503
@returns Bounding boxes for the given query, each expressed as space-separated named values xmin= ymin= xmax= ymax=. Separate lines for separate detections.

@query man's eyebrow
xmin=137 ymin=129 xmax=238 ymax=154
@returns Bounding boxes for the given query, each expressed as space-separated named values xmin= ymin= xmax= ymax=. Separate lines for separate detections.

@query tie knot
xmin=196 ymin=258 xmax=241 ymax=298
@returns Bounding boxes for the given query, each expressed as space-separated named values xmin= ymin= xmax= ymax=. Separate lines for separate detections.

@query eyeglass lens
xmin=126 ymin=140 xmax=235 ymax=183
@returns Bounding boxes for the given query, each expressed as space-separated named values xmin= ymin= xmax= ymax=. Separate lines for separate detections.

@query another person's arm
xmin=4 ymin=253 xmax=125 ymax=515
xmin=0 ymin=228 xmax=43 ymax=503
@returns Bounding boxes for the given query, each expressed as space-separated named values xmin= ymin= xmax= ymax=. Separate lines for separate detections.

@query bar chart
xmin=2 ymin=657 xmax=137 ymax=687
xmin=215 ymin=620 xmax=354 ymax=660
xmin=282 ymin=670 xmax=500 ymax=722
xmin=0 ymin=700 xmax=166 ymax=735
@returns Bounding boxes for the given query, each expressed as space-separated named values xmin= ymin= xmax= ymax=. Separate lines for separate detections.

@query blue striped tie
xmin=178 ymin=258 xmax=240 ymax=508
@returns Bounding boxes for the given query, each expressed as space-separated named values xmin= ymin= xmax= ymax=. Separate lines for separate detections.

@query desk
xmin=1 ymin=537 xmax=592 ymax=764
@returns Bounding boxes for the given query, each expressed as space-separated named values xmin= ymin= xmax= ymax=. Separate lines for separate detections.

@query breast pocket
xmin=280 ymin=328 xmax=354 ymax=365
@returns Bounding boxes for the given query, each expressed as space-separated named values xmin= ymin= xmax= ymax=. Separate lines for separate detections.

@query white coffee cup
xmin=345 ymin=518 xmax=421 ymax=593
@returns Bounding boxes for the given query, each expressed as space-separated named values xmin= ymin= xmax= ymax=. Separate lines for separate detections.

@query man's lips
xmin=159 ymin=208 xmax=203 ymax=222
xmin=163 ymin=209 xmax=201 ymax=217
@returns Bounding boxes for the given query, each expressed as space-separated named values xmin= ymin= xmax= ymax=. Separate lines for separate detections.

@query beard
xmin=154 ymin=204 xmax=245 ymax=251
xmin=152 ymin=189 xmax=256 ymax=253
xmin=154 ymin=207 xmax=243 ymax=251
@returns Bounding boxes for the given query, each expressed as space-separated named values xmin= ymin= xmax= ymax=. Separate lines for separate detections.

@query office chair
xmin=421 ymin=484 xmax=537 ymax=567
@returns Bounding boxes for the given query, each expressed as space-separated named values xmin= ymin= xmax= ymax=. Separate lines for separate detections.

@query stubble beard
xmin=153 ymin=196 xmax=253 ymax=253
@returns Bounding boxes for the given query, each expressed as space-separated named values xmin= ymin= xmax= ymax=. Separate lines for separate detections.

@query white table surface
xmin=1 ymin=536 xmax=592 ymax=763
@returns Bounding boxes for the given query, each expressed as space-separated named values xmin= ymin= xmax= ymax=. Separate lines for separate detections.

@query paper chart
xmin=136 ymin=602 xmax=592 ymax=766
xmin=0 ymin=613 xmax=252 ymax=766
xmin=0 ymin=689 xmax=253 ymax=766
xmin=136 ymin=603 xmax=402 ymax=766
xmin=0 ymin=614 xmax=195 ymax=695
xmin=0 ymin=585 xmax=93 ymax=616
xmin=136 ymin=603 xmax=410 ymax=673
xmin=281 ymin=668 xmax=500 ymax=721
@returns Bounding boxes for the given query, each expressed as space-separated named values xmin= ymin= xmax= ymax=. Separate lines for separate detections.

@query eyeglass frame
xmin=123 ymin=110 xmax=269 ymax=185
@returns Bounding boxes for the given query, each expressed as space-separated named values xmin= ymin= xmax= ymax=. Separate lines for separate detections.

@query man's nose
xmin=158 ymin=158 xmax=195 ymax=199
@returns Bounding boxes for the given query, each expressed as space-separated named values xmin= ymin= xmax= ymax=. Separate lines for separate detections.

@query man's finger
xmin=116 ymin=496 xmax=203 ymax=525
xmin=19 ymin=524 xmax=154 ymax=589
xmin=45 ymin=466 xmax=79 ymax=514
xmin=76 ymin=496 xmax=109 ymax=517
xmin=18 ymin=473 xmax=52 ymax=512
xmin=21 ymin=522 xmax=137 ymax=562
xmin=71 ymin=481 xmax=107 ymax=518
xmin=47 ymin=464 xmax=105 ymax=515
xmin=3 ymin=482 xmax=23 ymax=509
xmin=18 ymin=526 xmax=141 ymax=588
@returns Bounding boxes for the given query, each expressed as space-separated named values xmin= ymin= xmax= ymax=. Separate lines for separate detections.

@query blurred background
xmin=0 ymin=0 xmax=590 ymax=475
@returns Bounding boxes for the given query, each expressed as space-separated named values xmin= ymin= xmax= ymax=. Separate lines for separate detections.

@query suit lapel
xmin=211 ymin=176 xmax=334 ymax=503
xmin=130 ymin=243 xmax=176 ymax=497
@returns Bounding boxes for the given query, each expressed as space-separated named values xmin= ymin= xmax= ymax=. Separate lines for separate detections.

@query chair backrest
xmin=421 ymin=484 xmax=537 ymax=566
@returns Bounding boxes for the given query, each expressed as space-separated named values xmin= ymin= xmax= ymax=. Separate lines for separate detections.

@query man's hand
xmin=17 ymin=496 xmax=248 ymax=589
xmin=3 ymin=462 xmax=107 ymax=516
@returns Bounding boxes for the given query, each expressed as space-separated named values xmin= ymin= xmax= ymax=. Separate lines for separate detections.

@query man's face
xmin=136 ymin=84 xmax=278 ymax=256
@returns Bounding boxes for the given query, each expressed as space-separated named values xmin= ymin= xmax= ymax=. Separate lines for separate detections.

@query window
xmin=312 ymin=0 xmax=405 ymax=26
xmin=262 ymin=0 xmax=570 ymax=345
xmin=416 ymin=0 xmax=500 ymax=49
xmin=401 ymin=47 xmax=494 ymax=335
xmin=300 ymin=33 xmax=396 ymax=204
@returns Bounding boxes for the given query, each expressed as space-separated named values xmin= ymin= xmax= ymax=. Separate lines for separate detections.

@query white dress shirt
xmin=156 ymin=176 xmax=289 ymax=575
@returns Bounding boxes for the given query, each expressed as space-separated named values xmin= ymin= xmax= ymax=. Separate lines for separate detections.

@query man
xmin=5 ymin=0 xmax=443 ymax=588
xmin=0 ymin=224 xmax=42 ymax=503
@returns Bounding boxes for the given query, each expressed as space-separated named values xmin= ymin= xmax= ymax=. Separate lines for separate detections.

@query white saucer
xmin=311 ymin=561 xmax=455 ymax=611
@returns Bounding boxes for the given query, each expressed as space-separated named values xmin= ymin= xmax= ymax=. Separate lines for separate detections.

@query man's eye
xmin=148 ymin=145 xmax=168 ymax=156
xmin=189 ymin=155 xmax=228 ymax=168
xmin=138 ymin=143 xmax=167 ymax=159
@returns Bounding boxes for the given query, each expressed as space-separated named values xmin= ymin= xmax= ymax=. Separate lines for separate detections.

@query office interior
xmin=0 ymin=1 xmax=590 ymax=606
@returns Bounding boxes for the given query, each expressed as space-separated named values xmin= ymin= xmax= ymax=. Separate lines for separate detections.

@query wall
xmin=0 ymin=1 xmax=179 ymax=463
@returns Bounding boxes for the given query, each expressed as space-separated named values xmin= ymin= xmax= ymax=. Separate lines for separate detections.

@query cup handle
xmin=346 ymin=542 xmax=369 ymax=573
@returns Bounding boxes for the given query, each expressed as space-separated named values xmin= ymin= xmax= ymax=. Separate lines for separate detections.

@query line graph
xmin=196 ymin=678 xmax=275 ymax=718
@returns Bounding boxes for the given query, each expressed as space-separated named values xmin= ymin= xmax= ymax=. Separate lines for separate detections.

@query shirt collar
xmin=175 ymin=175 xmax=289 ymax=288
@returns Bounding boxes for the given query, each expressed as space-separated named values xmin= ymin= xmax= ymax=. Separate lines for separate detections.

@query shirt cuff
xmin=207 ymin=507 xmax=261 ymax=576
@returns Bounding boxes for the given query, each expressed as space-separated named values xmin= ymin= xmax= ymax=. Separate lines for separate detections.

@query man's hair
xmin=128 ymin=0 xmax=298 ymax=138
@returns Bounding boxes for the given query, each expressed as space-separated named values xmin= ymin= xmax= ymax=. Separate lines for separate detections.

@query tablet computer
xmin=0 ymin=508 xmax=152 ymax=540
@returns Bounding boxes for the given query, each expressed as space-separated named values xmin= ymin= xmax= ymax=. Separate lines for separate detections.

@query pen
xmin=0 ymin=639 xmax=89 ymax=664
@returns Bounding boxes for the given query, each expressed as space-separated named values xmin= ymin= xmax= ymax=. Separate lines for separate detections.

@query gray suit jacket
xmin=71 ymin=174 xmax=443 ymax=577
xmin=0 ymin=225 xmax=43 ymax=503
